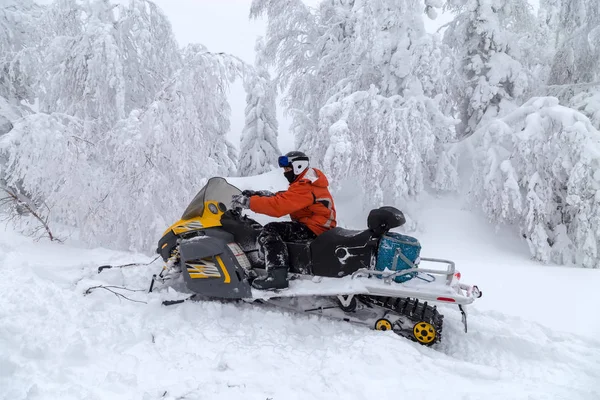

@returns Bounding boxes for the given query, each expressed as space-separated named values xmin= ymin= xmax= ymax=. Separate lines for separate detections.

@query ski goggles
xmin=278 ymin=156 xmax=292 ymax=167
xmin=278 ymin=155 xmax=309 ymax=168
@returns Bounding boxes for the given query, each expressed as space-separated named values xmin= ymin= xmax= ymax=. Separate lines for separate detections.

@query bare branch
xmin=83 ymin=285 xmax=148 ymax=304
xmin=0 ymin=187 xmax=62 ymax=242
xmin=70 ymin=135 xmax=96 ymax=146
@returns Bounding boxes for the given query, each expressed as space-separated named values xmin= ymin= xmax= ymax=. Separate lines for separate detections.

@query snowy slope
xmin=1 ymin=173 xmax=600 ymax=400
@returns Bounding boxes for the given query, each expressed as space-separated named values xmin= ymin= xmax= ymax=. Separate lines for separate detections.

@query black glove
xmin=242 ymin=189 xmax=275 ymax=197
xmin=231 ymin=194 xmax=250 ymax=209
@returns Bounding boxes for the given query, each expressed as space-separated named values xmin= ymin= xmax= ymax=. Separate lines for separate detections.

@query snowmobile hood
xmin=298 ymin=168 xmax=329 ymax=187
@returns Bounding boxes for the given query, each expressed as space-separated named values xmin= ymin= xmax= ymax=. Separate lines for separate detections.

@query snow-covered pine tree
xmin=238 ymin=38 xmax=280 ymax=176
xmin=470 ymin=96 xmax=600 ymax=268
xmin=443 ymin=0 xmax=533 ymax=139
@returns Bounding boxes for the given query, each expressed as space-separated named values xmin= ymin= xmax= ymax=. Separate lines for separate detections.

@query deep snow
xmin=1 ymin=172 xmax=599 ymax=400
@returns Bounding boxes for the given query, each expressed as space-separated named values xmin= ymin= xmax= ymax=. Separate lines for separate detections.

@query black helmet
xmin=278 ymin=151 xmax=310 ymax=183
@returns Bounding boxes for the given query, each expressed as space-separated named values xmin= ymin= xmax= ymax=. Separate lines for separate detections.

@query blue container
xmin=375 ymin=232 xmax=421 ymax=283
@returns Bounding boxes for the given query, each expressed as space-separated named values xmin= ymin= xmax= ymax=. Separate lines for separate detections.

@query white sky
xmin=151 ymin=0 xmax=267 ymax=64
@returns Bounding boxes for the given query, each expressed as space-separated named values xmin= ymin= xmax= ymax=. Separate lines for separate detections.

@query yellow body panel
xmin=161 ymin=201 xmax=224 ymax=237
xmin=160 ymin=201 xmax=232 ymax=284
xmin=215 ymin=255 xmax=231 ymax=284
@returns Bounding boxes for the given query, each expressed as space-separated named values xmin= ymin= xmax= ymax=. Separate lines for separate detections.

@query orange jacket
xmin=249 ymin=168 xmax=337 ymax=235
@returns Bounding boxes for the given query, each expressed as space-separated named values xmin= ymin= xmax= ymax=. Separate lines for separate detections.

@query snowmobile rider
xmin=231 ymin=151 xmax=337 ymax=290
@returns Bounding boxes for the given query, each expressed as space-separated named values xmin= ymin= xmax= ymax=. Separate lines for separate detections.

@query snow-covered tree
xmin=92 ymin=45 xmax=244 ymax=250
xmin=0 ymin=97 xmax=21 ymax=134
xmin=542 ymin=0 xmax=600 ymax=129
xmin=115 ymin=0 xmax=182 ymax=113
xmin=238 ymin=38 xmax=280 ymax=176
xmin=251 ymin=0 xmax=323 ymax=148
xmin=511 ymin=1 xmax=556 ymax=100
xmin=0 ymin=0 xmax=43 ymax=125
xmin=39 ymin=0 xmax=180 ymax=133
xmin=443 ymin=0 xmax=533 ymax=138
xmin=0 ymin=0 xmax=45 ymax=221
xmin=470 ymin=96 xmax=600 ymax=268
xmin=0 ymin=1 xmax=258 ymax=251
xmin=252 ymin=0 xmax=460 ymax=210
xmin=39 ymin=0 xmax=127 ymax=130
xmin=319 ymin=86 xmax=456 ymax=205
xmin=546 ymin=0 xmax=600 ymax=87
xmin=0 ymin=112 xmax=107 ymax=233
xmin=40 ymin=0 xmax=84 ymax=38
xmin=0 ymin=41 xmax=251 ymax=251
xmin=570 ymin=91 xmax=600 ymax=130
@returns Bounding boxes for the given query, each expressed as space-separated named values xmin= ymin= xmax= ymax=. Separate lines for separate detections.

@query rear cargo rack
xmin=352 ymin=257 xmax=456 ymax=285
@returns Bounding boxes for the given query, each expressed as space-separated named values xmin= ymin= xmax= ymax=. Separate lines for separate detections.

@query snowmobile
xmin=151 ymin=177 xmax=482 ymax=346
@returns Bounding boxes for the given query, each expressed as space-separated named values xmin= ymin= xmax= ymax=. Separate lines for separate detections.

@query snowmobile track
xmin=361 ymin=296 xmax=444 ymax=344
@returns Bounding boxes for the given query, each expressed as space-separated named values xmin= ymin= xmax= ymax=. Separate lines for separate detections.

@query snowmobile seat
xmin=310 ymin=227 xmax=378 ymax=277
xmin=367 ymin=206 xmax=406 ymax=237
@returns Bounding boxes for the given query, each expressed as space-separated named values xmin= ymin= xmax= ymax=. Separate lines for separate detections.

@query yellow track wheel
xmin=375 ymin=318 xmax=393 ymax=331
xmin=413 ymin=321 xmax=436 ymax=344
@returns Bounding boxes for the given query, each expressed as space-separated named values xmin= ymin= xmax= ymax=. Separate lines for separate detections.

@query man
xmin=231 ymin=151 xmax=337 ymax=290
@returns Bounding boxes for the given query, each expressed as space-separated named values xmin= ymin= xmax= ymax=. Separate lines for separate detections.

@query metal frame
xmin=337 ymin=294 xmax=355 ymax=308
xmin=352 ymin=257 xmax=456 ymax=286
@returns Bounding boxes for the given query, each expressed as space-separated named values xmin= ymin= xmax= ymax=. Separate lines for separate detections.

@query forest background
xmin=1 ymin=0 xmax=599 ymax=269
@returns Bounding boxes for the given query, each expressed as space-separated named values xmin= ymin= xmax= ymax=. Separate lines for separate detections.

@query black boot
xmin=251 ymin=267 xmax=289 ymax=290
xmin=246 ymin=268 xmax=258 ymax=282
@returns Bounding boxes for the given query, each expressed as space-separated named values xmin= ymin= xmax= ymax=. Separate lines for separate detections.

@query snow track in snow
xmin=439 ymin=307 xmax=599 ymax=399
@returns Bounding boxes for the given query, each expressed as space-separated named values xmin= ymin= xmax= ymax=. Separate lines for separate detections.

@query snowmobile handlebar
xmin=227 ymin=207 xmax=244 ymax=219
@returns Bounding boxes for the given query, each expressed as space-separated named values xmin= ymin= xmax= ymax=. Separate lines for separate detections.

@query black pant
xmin=258 ymin=221 xmax=316 ymax=270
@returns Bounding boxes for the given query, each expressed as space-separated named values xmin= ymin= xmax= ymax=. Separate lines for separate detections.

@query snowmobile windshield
xmin=180 ymin=177 xmax=242 ymax=220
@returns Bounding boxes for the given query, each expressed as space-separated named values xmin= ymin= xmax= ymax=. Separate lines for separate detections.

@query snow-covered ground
xmin=1 ymin=173 xmax=599 ymax=400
